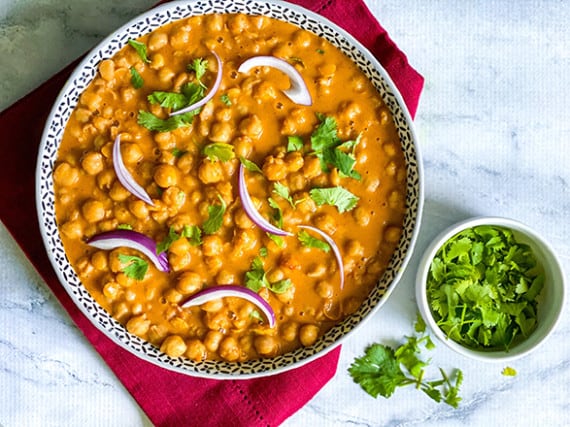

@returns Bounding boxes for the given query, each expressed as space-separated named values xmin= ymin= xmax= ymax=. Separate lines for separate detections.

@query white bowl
xmin=36 ymin=0 xmax=423 ymax=378
xmin=416 ymin=216 xmax=565 ymax=362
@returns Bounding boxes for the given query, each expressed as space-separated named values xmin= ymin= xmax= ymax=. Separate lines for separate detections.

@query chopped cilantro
xmin=202 ymin=195 xmax=226 ymax=234
xmin=156 ymin=227 xmax=180 ymax=254
xmin=349 ymin=315 xmax=463 ymax=408
xmin=239 ymin=157 xmax=263 ymax=173
xmin=203 ymin=142 xmax=235 ymax=161
xmin=129 ymin=66 xmax=144 ymax=89
xmin=147 ymin=92 xmax=189 ymax=111
xmin=287 ymin=135 xmax=304 ymax=152
xmin=137 ymin=110 xmax=197 ymax=132
xmin=273 ymin=182 xmax=295 ymax=208
xmin=220 ymin=93 xmax=232 ymax=106
xmin=426 ymin=225 xmax=544 ymax=351
xmin=309 ymin=186 xmax=359 ymax=213
xmin=171 ymin=147 xmax=187 ymax=158
xmin=181 ymin=224 xmax=202 ymax=246
xmin=316 ymin=48 xmax=325 ymax=54
xmin=244 ymin=256 xmax=292 ymax=294
xmin=118 ymin=254 xmax=148 ymax=281
xmin=259 ymin=247 xmax=268 ymax=258
xmin=187 ymin=57 xmax=208 ymax=86
xmin=267 ymin=197 xmax=283 ymax=227
xmin=128 ymin=39 xmax=151 ymax=63
xmin=298 ymin=230 xmax=330 ymax=252
xmin=117 ymin=223 xmax=133 ymax=230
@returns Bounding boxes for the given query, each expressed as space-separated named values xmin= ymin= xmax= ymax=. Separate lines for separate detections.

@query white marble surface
xmin=1 ymin=0 xmax=569 ymax=426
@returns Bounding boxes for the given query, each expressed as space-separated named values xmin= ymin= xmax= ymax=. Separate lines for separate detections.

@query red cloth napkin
xmin=0 ymin=0 xmax=423 ymax=425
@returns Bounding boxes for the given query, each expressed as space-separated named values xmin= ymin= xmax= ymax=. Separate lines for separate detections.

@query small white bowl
xmin=416 ymin=216 xmax=565 ymax=362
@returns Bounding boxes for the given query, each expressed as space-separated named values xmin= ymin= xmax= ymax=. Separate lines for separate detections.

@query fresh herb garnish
xmin=298 ymin=230 xmax=330 ymax=252
xmin=203 ymin=143 xmax=235 ymax=162
xmin=502 ymin=366 xmax=517 ymax=376
xmin=147 ymin=92 xmax=189 ymax=111
xmin=309 ymin=186 xmax=359 ymax=213
xmin=239 ymin=157 xmax=263 ymax=173
xmin=187 ymin=57 xmax=208 ymax=87
xmin=137 ymin=110 xmax=197 ymax=132
xmin=128 ymin=39 xmax=151 ymax=63
xmin=273 ymin=182 xmax=295 ymax=208
xmin=156 ymin=227 xmax=180 ymax=254
xmin=287 ymin=135 xmax=304 ymax=152
xmin=349 ymin=315 xmax=463 ymax=408
xmin=202 ymin=195 xmax=226 ymax=234
xmin=316 ymin=48 xmax=325 ymax=54
xmin=181 ymin=224 xmax=203 ymax=246
xmin=309 ymin=114 xmax=361 ymax=180
xmin=426 ymin=225 xmax=544 ymax=351
xmin=171 ymin=147 xmax=187 ymax=158
xmin=118 ymin=254 xmax=148 ymax=280
xmin=267 ymin=197 xmax=283 ymax=227
xmin=220 ymin=93 xmax=232 ymax=106
xmin=129 ymin=66 xmax=144 ymax=89
xmin=245 ymin=256 xmax=292 ymax=294
xmin=117 ymin=223 xmax=133 ymax=230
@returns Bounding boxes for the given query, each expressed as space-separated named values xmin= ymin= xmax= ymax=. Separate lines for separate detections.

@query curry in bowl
xmin=40 ymin=0 xmax=421 ymax=375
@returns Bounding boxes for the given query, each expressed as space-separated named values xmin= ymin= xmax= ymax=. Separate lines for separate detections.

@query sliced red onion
xmin=113 ymin=135 xmax=154 ymax=206
xmin=238 ymin=163 xmax=292 ymax=237
xmin=298 ymin=225 xmax=344 ymax=290
xmin=170 ymin=51 xmax=223 ymax=116
xmin=87 ymin=230 xmax=170 ymax=272
xmin=238 ymin=56 xmax=312 ymax=106
xmin=181 ymin=285 xmax=275 ymax=328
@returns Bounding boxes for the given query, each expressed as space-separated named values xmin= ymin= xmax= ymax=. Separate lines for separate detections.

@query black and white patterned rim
xmin=36 ymin=0 xmax=424 ymax=378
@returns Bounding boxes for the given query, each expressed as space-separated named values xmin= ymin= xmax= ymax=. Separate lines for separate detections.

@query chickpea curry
xmin=53 ymin=13 xmax=407 ymax=362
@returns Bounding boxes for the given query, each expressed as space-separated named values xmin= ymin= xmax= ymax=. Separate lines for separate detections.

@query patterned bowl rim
xmin=35 ymin=0 xmax=424 ymax=379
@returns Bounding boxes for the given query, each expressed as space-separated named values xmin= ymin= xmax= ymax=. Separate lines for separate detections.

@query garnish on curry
xmin=53 ymin=13 xmax=407 ymax=362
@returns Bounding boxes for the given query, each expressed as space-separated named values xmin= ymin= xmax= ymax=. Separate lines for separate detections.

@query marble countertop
xmin=1 ymin=0 xmax=569 ymax=426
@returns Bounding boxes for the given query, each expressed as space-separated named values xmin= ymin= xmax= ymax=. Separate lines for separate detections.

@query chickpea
xmin=216 ymin=270 xmax=235 ymax=285
xmin=80 ymin=152 xmax=104 ymax=175
xmin=253 ymin=81 xmax=277 ymax=102
xmin=234 ymin=208 xmax=254 ymax=229
xmin=343 ymin=297 xmax=361 ymax=316
xmin=205 ymin=311 xmax=231 ymax=332
xmin=162 ymin=187 xmax=185 ymax=212
xmin=126 ymin=315 xmax=151 ymax=336
xmin=198 ymin=160 xmax=224 ymax=184
xmin=202 ymin=235 xmax=224 ymax=257
xmin=205 ymin=256 xmax=223 ymax=273
xmin=109 ymin=181 xmax=131 ymax=202
xmin=284 ymin=151 xmax=304 ymax=172
xmin=148 ymin=31 xmax=168 ymax=51
xmin=176 ymin=271 xmax=203 ymax=294
xmin=154 ymin=164 xmax=178 ymax=188
xmin=186 ymin=340 xmax=207 ymax=362
xmin=60 ymin=220 xmax=83 ymax=239
xmin=122 ymin=142 xmax=144 ymax=164
xmin=345 ymin=240 xmax=364 ymax=258
xmin=80 ymin=91 xmax=102 ymax=111
xmin=233 ymin=229 xmax=257 ymax=253
xmin=201 ymin=298 xmax=224 ymax=313
xmin=384 ymin=225 xmax=402 ymax=243
xmin=113 ymin=302 xmax=130 ymax=322
xmin=53 ymin=162 xmax=79 ymax=187
xmin=307 ymin=263 xmax=326 ymax=278
xmin=281 ymin=321 xmax=298 ymax=342
xmin=353 ymin=206 xmax=371 ymax=226
xmin=315 ymin=280 xmax=334 ymax=299
xmin=91 ymin=251 xmax=108 ymax=271
xmin=228 ymin=13 xmax=249 ymax=34
xmin=209 ymin=121 xmax=233 ymax=142
xmin=292 ymin=30 xmax=312 ymax=48
xmin=313 ymin=213 xmax=336 ymax=235
xmin=74 ymin=107 xmax=92 ymax=123
xmin=148 ymin=324 xmax=168 ymax=345
xmin=254 ymin=335 xmax=278 ymax=357
xmin=388 ymin=190 xmax=403 ymax=209
xmin=82 ymin=199 xmax=106 ymax=223
xmin=164 ymin=288 xmax=184 ymax=304
xmin=239 ymin=115 xmax=263 ymax=138
xmin=262 ymin=156 xmax=288 ymax=181
xmin=176 ymin=152 xmax=194 ymax=174
xmin=275 ymin=285 xmax=295 ymax=304
xmin=204 ymin=330 xmax=224 ymax=352
xmin=102 ymin=280 xmax=121 ymax=301
xmin=299 ymin=324 xmax=320 ymax=347
xmin=302 ymin=156 xmax=321 ymax=179
xmin=96 ymin=168 xmax=115 ymax=191
xmin=128 ymin=199 xmax=149 ymax=219
xmin=160 ymin=335 xmax=187 ymax=358
xmin=158 ymin=67 xmax=176 ymax=84
xmin=233 ymin=136 xmax=253 ymax=158
xmin=218 ymin=336 xmax=240 ymax=362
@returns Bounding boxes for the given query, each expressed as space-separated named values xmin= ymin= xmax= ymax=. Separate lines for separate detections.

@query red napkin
xmin=0 ymin=0 xmax=423 ymax=425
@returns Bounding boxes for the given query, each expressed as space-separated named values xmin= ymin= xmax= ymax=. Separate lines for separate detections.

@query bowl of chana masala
xmin=36 ymin=0 xmax=422 ymax=378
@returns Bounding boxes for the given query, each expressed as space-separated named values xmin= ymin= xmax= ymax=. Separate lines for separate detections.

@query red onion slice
xmin=238 ymin=163 xmax=293 ymax=237
xmin=87 ymin=230 xmax=170 ymax=272
xmin=181 ymin=285 xmax=275 ymax=328
xmin=170 ymin=51 xmax=223 ymax=116
xmin=298 ymin=225 xmax=344 ymax=290
xmin=238 ymin=56 xmax=312 ymax=106
xmin=113 ymin=135 xmax=154 ymax=206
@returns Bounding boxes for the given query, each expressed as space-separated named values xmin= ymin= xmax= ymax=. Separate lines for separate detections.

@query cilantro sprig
xmin=118 ymin=254 xmax=148 ymax=281
xmin=202 ymin=195 xmax=226 ymax=234
xmin=128 ymin=39 xmax=150 ymax=63
xmin=427 ymin=225 xmax=544 ymax=351
xmin=309 ymin=186 xmax=359 ymax=213
xmin=245 ymin=256 xmax=292 ymax=294
xmin=349 ymin=315 xmax=463 ymax=408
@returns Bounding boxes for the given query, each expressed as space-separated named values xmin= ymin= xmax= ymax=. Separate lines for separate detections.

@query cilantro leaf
xmin=147 ymin=92 xmax=189 ymax=111
xmin=239 ymin=157 xmax=262 ymax=173
xmin=128 ymin=39 xmax=151 ymax=63
xmin=297 ymin=230 xmax=330 ymax=252
xmin=220 ymin=93 xmax=232 ymax=106
xmin=156 ymin=227 xmax=180 ymax=254
xmin=287 ymin=135 xmax=304 ymax=152
xmin=203 ymin=143 xmax=235 ymax=161
xmin=187 ymin=57 xmax=208 ymax=86
xmin=117 ymin=223 xmax=133 ymax=230
xmin=181 ymin=224 xmax=202 ymax=246
xmin=130 ymin=66 xmax=144 ymax=89
xmin=118 ymin=254 xmax=148 ymax=280
xmin=273 ymin=182 xmax=295 ymax=208
xmin=309 ymin=186 xmax=359 ymax=213
xmin=137 ymin=110 xmax=197 ymax=132
xmin=202 ymin=195 xmax=226 ymax=234
xmin=244 ymin=256 xmax=291 ymax=294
